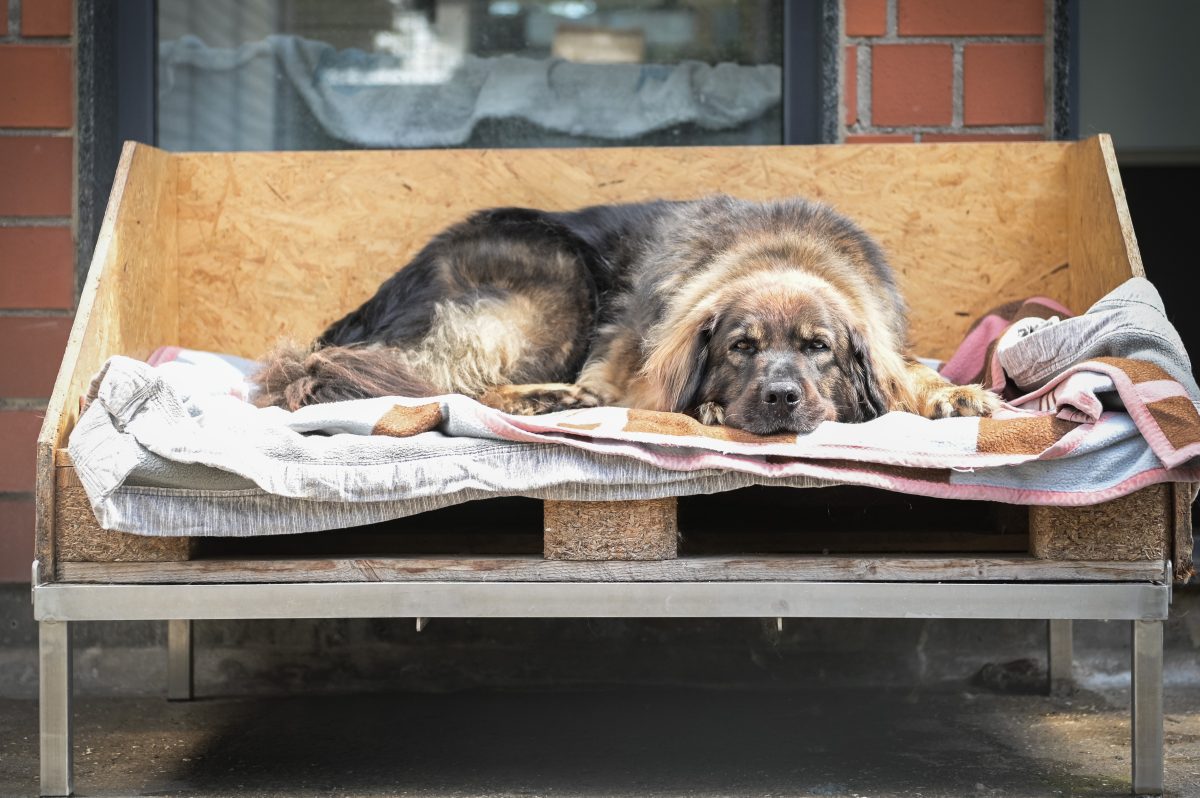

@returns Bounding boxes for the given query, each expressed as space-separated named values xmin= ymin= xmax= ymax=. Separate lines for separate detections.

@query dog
xmin=254 ymin=195 xmax=1000 ymax=435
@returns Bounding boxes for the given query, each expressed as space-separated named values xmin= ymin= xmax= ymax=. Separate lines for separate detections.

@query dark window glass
xmin=157 ymin=0 xmax=785 ymax=151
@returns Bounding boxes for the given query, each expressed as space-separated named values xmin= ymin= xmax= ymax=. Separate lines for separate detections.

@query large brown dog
xmin=255 ymin=195 xmax=999 ymax=435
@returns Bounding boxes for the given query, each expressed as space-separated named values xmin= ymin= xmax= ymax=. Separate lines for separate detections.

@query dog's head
xmin=644 ymin=274 xmax=890 ymax=435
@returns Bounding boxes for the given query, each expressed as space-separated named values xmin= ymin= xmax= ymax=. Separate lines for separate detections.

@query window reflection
xmin=157 ymin=0 xmax=784 ymax=151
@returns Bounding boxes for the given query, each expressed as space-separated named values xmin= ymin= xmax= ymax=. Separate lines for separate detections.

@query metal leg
xmin=39 ymin=621 xmax=72 ymax=797
xmin=167 ymin=619 xmax=194 ymax=701
xmin=1132 ymin=619 xmax=1165 ymax=795
xmin=1047 ymin=619 xmax=1074 ymax=694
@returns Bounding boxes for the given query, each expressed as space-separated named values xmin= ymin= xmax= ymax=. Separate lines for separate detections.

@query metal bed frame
xmin=33 ymin=564 xmax=1171 ymax=796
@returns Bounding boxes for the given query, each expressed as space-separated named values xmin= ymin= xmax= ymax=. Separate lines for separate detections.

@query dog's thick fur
xmin=255 ymin=196 xmax=999 ymax=434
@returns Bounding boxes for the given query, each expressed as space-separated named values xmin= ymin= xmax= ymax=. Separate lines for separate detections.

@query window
xmin=78 ymin=1 xmax=830 ymax=275
xmin=155 ymin=0 xmax=795 ymax=151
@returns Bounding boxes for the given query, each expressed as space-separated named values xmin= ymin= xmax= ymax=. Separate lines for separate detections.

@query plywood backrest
xmin=36 ymin=143 xmax=179 ymax=583
xmin=1067 ymin=135 xmax=1145 ymax=311
xmin=175 ymin=141 xmax=1082 ymax=362
xmin=41 ymin=143 xmax=180 ymax=452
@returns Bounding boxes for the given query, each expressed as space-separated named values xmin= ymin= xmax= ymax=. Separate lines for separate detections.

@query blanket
xmin=67 ymin=278 xmax=1200 ymax=537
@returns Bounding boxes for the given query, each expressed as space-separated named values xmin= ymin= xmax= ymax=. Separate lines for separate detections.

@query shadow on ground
xmin=4 ymin=684 xmax=1199 ymax=797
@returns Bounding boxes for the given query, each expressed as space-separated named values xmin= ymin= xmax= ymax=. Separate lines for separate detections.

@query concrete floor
xmin=6 ymin=588 xmax=1200 ymax=796
xmin=3 ymin=684 xmax=1200 ymax=797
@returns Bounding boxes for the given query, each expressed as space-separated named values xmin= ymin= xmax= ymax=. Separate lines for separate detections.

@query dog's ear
xmin=847 ymin=327 xmax=889 ymax=421
xmin=643 ymin=310 xmax=717 ymax=413
xmin=675 ymin=317 xmax=716 ymax=413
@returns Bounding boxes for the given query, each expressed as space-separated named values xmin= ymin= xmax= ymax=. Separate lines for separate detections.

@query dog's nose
xmin=762 ymin=380 xmax=802 ymax=408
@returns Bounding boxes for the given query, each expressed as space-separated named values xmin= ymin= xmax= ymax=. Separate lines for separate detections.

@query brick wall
xmin=843 ymin=0 xmax=1051 ymax=142
xmin=0 ymin=0 xmax=75 ymax=581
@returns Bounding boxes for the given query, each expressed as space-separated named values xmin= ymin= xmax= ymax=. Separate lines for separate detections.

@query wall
xmin=1077 ymin=0 xmax=1200 ymax=160
xmin=0 ymin=0 xmax=75 ymax=581
xmin=842 ymin=0 xmax=1050 ymax=143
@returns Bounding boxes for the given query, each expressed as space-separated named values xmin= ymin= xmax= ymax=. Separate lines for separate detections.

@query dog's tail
xmin=252 ymin=342 xmax=434 ymax=411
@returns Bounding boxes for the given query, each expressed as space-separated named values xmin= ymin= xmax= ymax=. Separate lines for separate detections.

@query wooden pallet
xmin=50 ymin=445 xmax=1190 ymax=583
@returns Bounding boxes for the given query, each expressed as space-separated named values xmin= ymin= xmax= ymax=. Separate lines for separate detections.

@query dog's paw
xmin=480 ymin=383 xmax=604 ymax=415
xmin=926 ymin=384 xmax=1002 ymax=419
xmin=696 ymin=401 xmax=726 ymax=426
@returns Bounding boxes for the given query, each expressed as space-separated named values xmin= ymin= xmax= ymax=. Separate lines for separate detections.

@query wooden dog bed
xmin=33 ymin=136 xmax=1190 ymax=796
xmin=38 ymin=136 xmax=1191 ymax=583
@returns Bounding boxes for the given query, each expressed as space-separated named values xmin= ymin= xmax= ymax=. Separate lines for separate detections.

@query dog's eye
xmin=731 ymin=340 xmax=756 ymax=353
xmin=808 ymin=340 xmax=829 ymax=352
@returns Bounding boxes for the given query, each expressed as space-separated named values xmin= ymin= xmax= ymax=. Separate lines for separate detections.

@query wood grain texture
xmin=173 ymin=142 xmax=1073 ymax=362
xmin=56 ymin=554 xmax=1167 ymax=585
xmin=36 ymin=143 xmax=179 ymax=583
xmin=1067 ymin=134 xmax=1144 ymax=312
xmin=1029 ymin=485 xmax=1169 ymax=562
xmin=544 ymin=498 xmax=678 ymax=560
xmin=54 ymin=468 xmax=193 ymax=564
xmin=684 ymin=529 xmax=1027 ymax=553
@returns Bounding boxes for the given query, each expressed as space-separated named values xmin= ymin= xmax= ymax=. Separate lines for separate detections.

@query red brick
xmin=0 ymin=497 xmax=35 ymax=582
xmin=846 ymin=0 xmax=887 ymax=36
xmin=845 ymin=134 xmax=916 ymax=144
xmin=0 ymin=316 xmax=72 ymax=397
xmin=0 ymin=411 xmax=43 ymax=492
xmin=922 ymin=133 xmax=1044 ymax=142
xmin=0 ymin=46 xmax=73 ymax=127
xmin=0 ymin=227 xmax=75 ymax=309
xmin=21 ymin=0 xmax=73 ymax=37
xmin=871 ymin=45 xmax=953 ymax=126
xmin=0 ymin=0 xmax=8 ymax=36
xmin=845 ymin=46 xmax=858 ymax=126
xmin=898 ymin=0 xmax=1044 ymax=36
xmin=964 ymin=43 xmax=1045 ymax=126
xmin=0 ymin=137 xmax=73 ymax=216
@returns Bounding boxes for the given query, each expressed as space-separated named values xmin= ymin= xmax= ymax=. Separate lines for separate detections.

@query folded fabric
xmin=67 ymin=279 xmax=1200 ymax=537
xmin=939 ymin=278 xmax=1199 ymax=400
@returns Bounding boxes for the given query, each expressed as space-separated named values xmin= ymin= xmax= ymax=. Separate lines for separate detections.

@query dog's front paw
xmin=696 ymin=401 xmax=726 ymax=425
xmin=925 ymin=384 xmax=1002 ymax=419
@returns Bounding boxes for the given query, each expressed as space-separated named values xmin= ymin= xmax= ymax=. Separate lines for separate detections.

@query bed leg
xmin=167 ymin=619 xmax=194 ymax=701
xmin=39 ymin=621 xmax=73 ymax=796
xmin=1047 ymin=619 xmax=1073 ymax=694
xmin=1132 ymin=619 xmax=1165 ymax=795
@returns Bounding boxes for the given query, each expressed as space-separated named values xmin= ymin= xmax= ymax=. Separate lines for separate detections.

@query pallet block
xmin=1029 ymin=485 xmax=1169 ymax=562
xmin=54 ymin=465 xmax=194 ymax=563
xmin=544 ymin=498 xmax=678 ymax=560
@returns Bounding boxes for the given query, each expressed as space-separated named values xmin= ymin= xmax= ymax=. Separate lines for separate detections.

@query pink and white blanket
xmin=68 ymin=278 xmax=1200 ymax=540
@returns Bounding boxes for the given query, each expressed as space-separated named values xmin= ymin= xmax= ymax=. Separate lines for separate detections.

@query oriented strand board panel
xmin=1067 ymin=134 xmax=1145 ymax=312
xmin=43 ymin=143 xmax=179 ymax=450
xmin=174 ymin=142 xmax=1074 ymax=361
xmin=35 ymin=143 xmax=179 ymax=583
